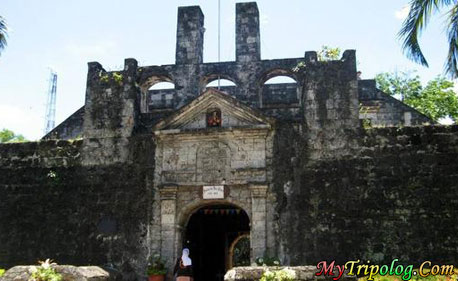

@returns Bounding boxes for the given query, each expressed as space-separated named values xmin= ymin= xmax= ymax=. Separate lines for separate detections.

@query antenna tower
xmin=43 ymin=70 xmax=57 ymax=135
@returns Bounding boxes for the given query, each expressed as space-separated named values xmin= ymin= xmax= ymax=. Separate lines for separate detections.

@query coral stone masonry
xmin=1 ymin=3 xmax=457 ymax=281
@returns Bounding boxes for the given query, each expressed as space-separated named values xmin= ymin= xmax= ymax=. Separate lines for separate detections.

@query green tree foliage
xmin=376 ymin=71 xmax=458 ymax=122
xmin=399 ymin=0 xmax=458 ymax=78
xmin=0 ymin=16 xmax=7 ymax=55
xmin=0 ymin=128 xmax=26 ymax=143
xmin=409 ymin=77 xmax=458 ymax=122
xmin=375 ymin=71 xmax=422 ymax=102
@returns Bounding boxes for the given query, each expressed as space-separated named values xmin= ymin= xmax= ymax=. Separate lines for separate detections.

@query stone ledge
xmin=0 ymin=265 xmax=121 ymax=281
xmin=224 ymin=266 xmax=357 ymax=281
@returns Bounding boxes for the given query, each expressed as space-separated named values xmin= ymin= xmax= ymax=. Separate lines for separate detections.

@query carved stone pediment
xmin=153 ymin=88 xmax=273 ymax=132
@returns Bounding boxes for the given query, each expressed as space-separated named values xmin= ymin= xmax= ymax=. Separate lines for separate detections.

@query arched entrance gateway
xmin=151 ymin=88 xmax=275 ymax=280
xmin=156 ymin=186 xmax=269 ymax=281
xmin=184 ymin=204 xmax=250 ymax=281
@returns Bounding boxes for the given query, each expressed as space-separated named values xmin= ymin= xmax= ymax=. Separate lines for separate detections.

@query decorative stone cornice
xmin=159 ymin=186 xmax=178 ymax=200
xmin=249 ymin=184 xmax=268 ymax=198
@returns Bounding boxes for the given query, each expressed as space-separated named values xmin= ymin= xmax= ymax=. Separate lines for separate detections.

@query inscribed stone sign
xmin=203 ymin=185 xmax=225 ymax=199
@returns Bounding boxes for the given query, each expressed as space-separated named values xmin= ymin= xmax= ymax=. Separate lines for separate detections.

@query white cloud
xmin=395 ymin=5 xmax=410 ymax=20
xmin=0 ymin=104 xmax=43 ymax=140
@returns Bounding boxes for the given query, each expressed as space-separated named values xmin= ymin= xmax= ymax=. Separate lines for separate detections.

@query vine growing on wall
xmin=113 ymin=72 xmax=123 ymax=85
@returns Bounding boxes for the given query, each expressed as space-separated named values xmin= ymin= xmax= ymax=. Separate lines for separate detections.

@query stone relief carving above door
xmin=196 ymin=141 xmax=231 ymax=184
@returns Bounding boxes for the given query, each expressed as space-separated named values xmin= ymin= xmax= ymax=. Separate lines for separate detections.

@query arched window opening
xmin=264 ymin=76 xmax=297 ymax=84
xmin=149 ymin=81 xmax=175 ymax=90
xmin=141 ymin=81 xmax=176 ymax=112
xmin=203 ymin=78 xmax=238 ymax=97
xmin=261 ymin=75 xmax=299 ymax=106
xmin=206 ymin=79 xmax=237 ymax=88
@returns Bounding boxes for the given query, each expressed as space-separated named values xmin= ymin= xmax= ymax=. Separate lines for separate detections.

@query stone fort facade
xmin=1 ymin=3 xmax=457 ymax=281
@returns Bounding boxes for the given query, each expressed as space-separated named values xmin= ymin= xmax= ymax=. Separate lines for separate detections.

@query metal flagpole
xmin=218 ymin=0 xmax=221 ymax=89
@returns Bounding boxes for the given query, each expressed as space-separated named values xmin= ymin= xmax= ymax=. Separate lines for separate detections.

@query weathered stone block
xmin=224 ymin=266 xmax=357 ymax=281
xmin=0 ymin=266 xmax=119 ymax=281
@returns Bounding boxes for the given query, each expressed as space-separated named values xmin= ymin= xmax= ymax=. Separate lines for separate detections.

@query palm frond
xmin=445 ymin=3 xmax=458 ymax=78
xmin=398 ymin=0 xmax=453 ymax=67
xmin=0 ymin=16 xmax=7 ymax=54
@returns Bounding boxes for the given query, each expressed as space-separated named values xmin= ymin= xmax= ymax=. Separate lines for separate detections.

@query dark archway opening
xmin=184 ymin=205 xmax=250 ymax=281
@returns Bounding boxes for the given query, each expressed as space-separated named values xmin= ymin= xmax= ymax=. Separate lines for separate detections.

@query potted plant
xmin=146 ymin=255 xmax=167 ymax=281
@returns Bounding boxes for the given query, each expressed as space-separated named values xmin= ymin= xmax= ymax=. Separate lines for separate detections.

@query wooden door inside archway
xmin=227 ymin=234 xmax=250 ymax=270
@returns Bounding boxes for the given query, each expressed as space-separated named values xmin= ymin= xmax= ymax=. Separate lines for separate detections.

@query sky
xmin=0 ymin=0 xmax=452 ymax=140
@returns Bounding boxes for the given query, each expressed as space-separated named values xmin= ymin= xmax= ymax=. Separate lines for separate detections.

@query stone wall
xmin=301 ymin=50 xmax=360 ymax=159
xmin=46 ymin=78 xmax=432 ymax=141
xmin=81 ymin=59 xmax=140 ymax=166
xmin=0 ymin=136 xmax=156 ymax=280
xmin=273 ymin=125 xmax=458 ymax=265
xmin=225 ymin=266 xmax=356 ymax=281
xmin=0 ymin=265 xmax=119 ymax=281
xmin=2 ymin=127 xmax=458 ymax=279
xmin=359 ymin=80 xmax=431 ymax=126
xmin=43 ymin=107 xmax=85 ymax=140
xmin=236 ymin=2 xmax=261 ymax=62
xmin=154 ymin=130 xmax=269 ymax=185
